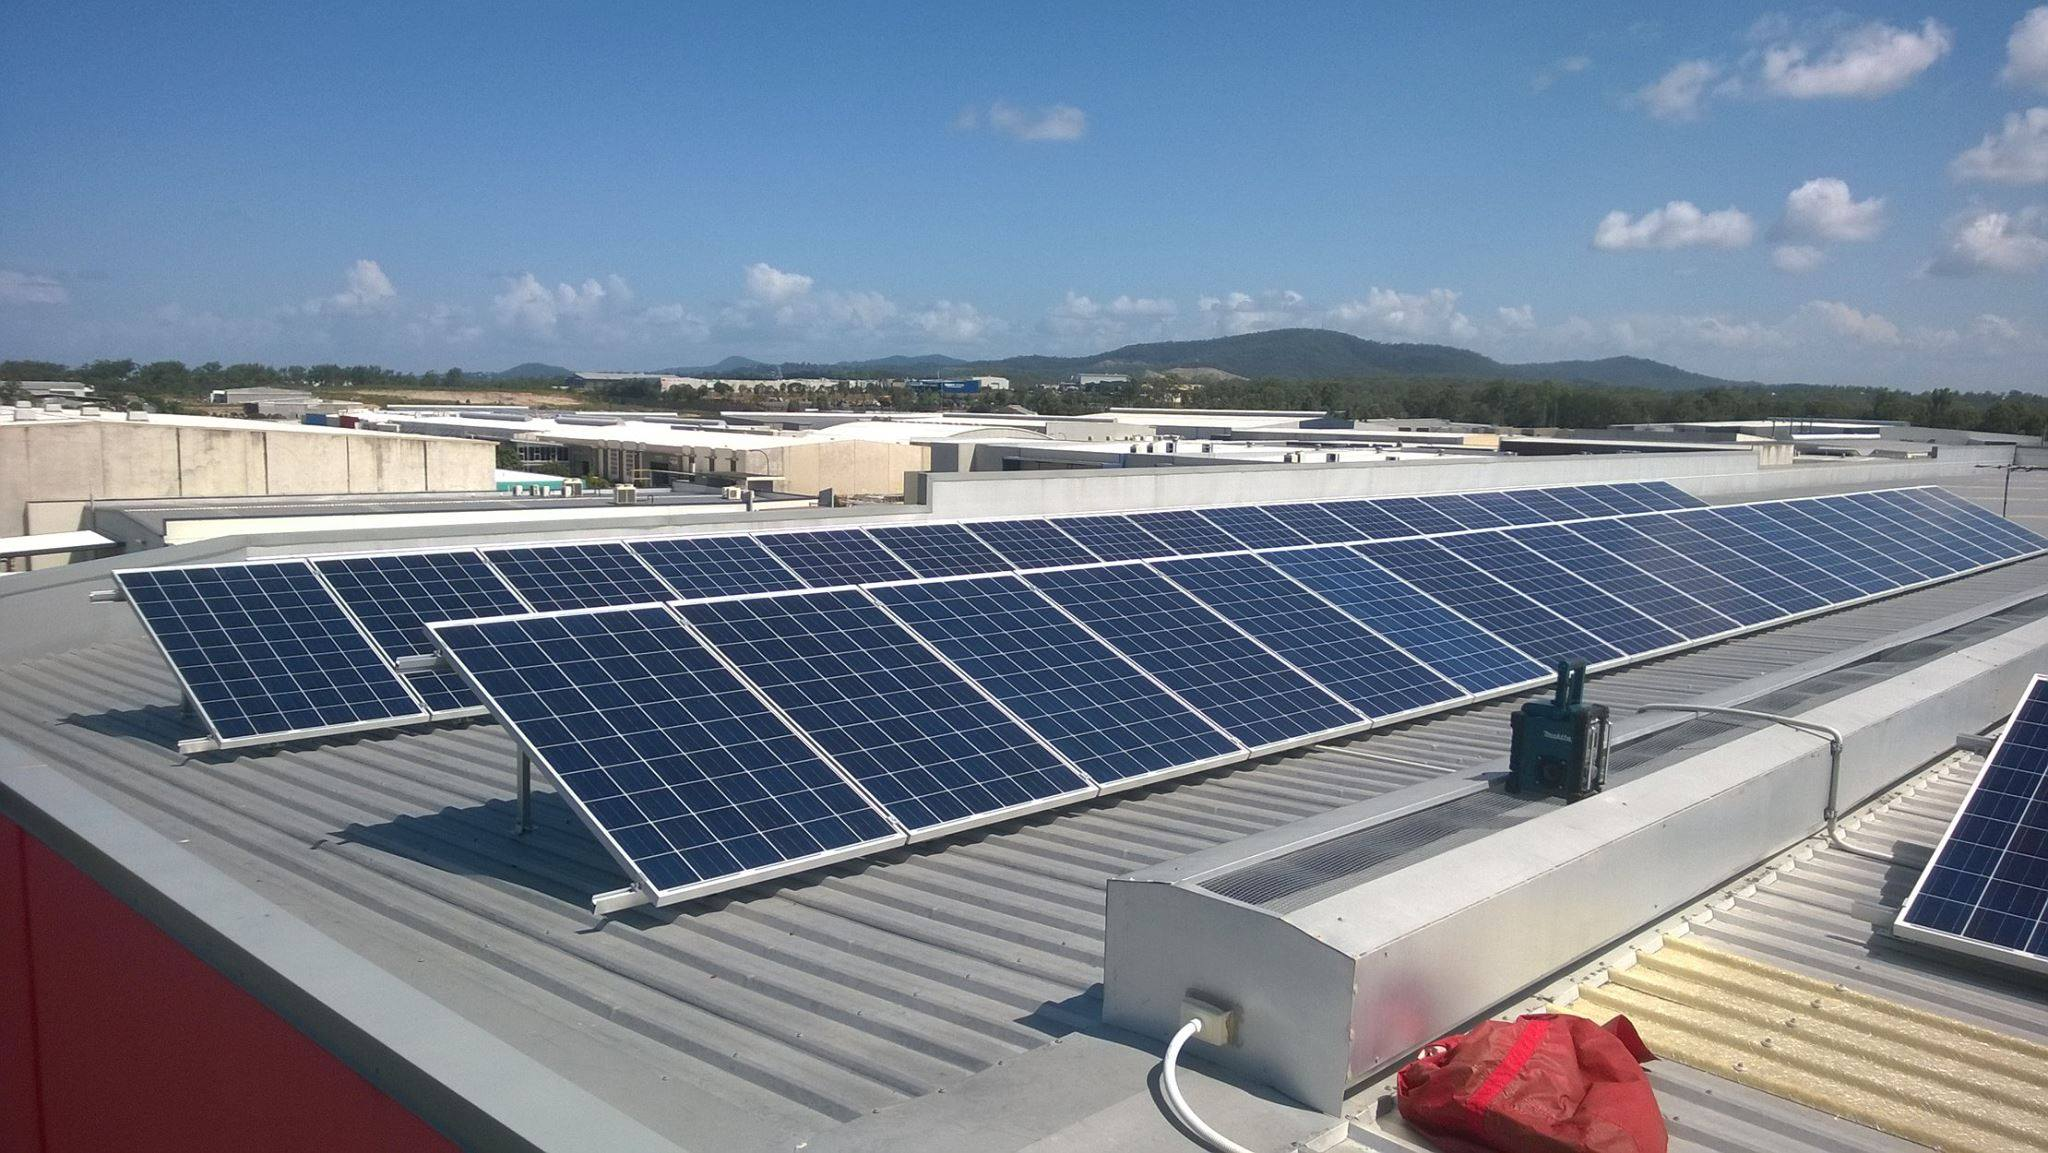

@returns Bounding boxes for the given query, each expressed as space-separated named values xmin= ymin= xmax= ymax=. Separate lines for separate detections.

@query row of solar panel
xmin=422 ymin=487 xmax=2048 ymax=906
xmin=115 ymin=480 xmax=1709 ymax=744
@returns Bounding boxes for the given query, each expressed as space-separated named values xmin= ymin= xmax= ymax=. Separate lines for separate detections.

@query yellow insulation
xmin=1551 ymin=935 xmax=2048 ymax=1153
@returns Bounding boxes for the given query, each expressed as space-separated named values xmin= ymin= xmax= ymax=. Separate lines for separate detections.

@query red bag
xmin=1395 ymin=1013 xmax=1667 ymax=1153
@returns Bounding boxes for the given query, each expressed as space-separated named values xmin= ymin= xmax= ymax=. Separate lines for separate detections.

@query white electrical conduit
xmin=1162 ymin=1019 xmax=1259 ymax=1153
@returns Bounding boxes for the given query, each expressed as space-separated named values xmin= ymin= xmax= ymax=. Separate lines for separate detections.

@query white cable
xmin=1162 ymin=1018 xmax=1259 ymax=1153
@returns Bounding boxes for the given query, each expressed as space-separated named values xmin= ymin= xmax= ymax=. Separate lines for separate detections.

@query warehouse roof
xmin=4 ymin=467 xmax=2046 ymax=1152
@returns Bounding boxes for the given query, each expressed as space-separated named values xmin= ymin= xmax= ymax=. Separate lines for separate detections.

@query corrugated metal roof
xmin=9 ymin=550 xmax=2048 ymax=1151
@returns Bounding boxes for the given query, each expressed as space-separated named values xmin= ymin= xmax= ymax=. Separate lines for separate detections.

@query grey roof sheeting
xmin=8 ymin=552 xmax=2048 ymax=1150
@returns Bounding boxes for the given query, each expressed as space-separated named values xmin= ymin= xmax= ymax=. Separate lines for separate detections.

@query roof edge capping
xmin=0 ymin=741 xmax=688 ymax=1153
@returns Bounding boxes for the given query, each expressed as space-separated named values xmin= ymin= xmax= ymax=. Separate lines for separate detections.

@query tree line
xmin=6 ymin=356 xmax=2046 ymax=438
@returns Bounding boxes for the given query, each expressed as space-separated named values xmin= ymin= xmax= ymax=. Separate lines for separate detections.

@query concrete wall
xmin=782 ymin=442 xmax=929 ymax=498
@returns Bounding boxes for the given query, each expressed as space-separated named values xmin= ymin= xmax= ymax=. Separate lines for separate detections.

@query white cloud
xmin=1196 ymin=290 xmax=1311 ymax=336
xmin=1328 ymin=287 xmax=1477 ymax=342
xmin=2004 ymin=8 xmax=2048 ymax=90
xmin=743 ymin=262 xmax=815 ymax=304
xmin=1799 ymin=299 xmax=1900 ymax=346
xmin=491 ymin=273 xmax=633 ymax=339
xmin=0 ymin=269 xmax=67 ymax=305
xmin=1046 ymin=292 xmax=1178 ymax=346
xmin=1771 ymin=244 xmax=1826 ymax=273
xmin=1632 ymin=60 xmax=1720 ymax=121
xmin=1952 ymin=108 xmax=2048 ymax=185
xmin=1533 ymin=55 xmax=1592 ymax=92
xmin=1758 ymin=17 xmax=1952 ymax=99
xmin=1778 ymin=177 xmax=1884 ymax=242
xmin=1593 ymin=201 xmax=1756 ymax=250
xmin=959 ymin=101 xmax=1087 ymax=142
xmin=1973 ymin=313 xmax=2024 ymax=342
xmin=300 ymin=259 xmax=397 ymax=315
xmin=1496 ymin=304 xmax=1537 ymax=332
xmin=1926 ymin=207 xmax=2048 ymax=276
xmin=911 ymin=301 xmax=1001 ymax=344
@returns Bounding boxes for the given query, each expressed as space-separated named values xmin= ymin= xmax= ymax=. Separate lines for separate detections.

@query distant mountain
xmin=654 ymin=328 xmax=1768 ymax=390
xmin=490 ymin=361 xmax=574 ymax=379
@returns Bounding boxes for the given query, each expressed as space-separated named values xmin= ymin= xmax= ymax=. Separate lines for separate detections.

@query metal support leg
xmin=514 ymin=750 xmax=533 ymax=835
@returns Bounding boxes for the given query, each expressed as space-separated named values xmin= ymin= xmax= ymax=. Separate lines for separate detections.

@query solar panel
xmin=1463 ymin=490 xmax=1556 ymax=526
xmin=429 ymin=605 xmax=902 ymax=903
xmin=1053 ymin=514 xmax=1173 ymax=562
xmin=871 ymin=576 xmax=1241 ymax=787
xmin=483 ymin=543 xmax=676 ymax=612
xmin=865 ymin=522 xmax=1010 ymax=579
xmin=1315 ymin=499 xmax=1422 ymax=541
xmin=1746 ymin=502 xmax=1921 ymax=590
xmin=1562 ymin=518 xmax=1784 ymax=628
xmin=756 ymin=529 xmax=916 ymax=587
xmin=1832 ymin=492 xmax=1977 ymax=575
xmin=1356 ymin=538 xmax=1621 ymax=666
xmin=1505 ymin=525 xmax=1734 ymax=641
xmin=1673 ymin=507 xmax=1871 ymax=603
xmin=1155 ymin=554 xmax=1464 ymax=719
xmin=1434 ymin=532 xmax=1681 ymax=656
xmin=1262 ymin=502 xmax=1374 ymax=544
xmin=628 ymin=535 xmax=805 ymax=600
xmin=677 ymin=590 xmax=1092 ymax=834
xmin=1794 ymin=497 xmax=1953 ymax=582
xmin=1126 ymin=508 xmax=1245 ymax=555
xmin=1546 ymin=487 xmax=1626 ymax=517
xmin=117 ymin=562 xmax=428 ymax=746
xmin=1578 ymin=484 xmax=1656 ymax=514
xmin=1414 ymin=494 xmax=1512 ymax=530
xmin=1907 ymin=488 xmax=2048 ymax=558
xmin=1195 ymin=506 xmax=1311 ymax=550
xmin=1623 ymin=514 xmax=1831 ymax=615
xmin=1629 ymin=482 xmax=1708 ymax=511
xmin=964 ymin=518 xmax=1098 ymax=569
xmin=1368 ymin=497 xmax=1464 ymax=536
xmin=1870 ymin=490 xmax=2008 ymax=567
xmin=1498 ymin=488 xmax=1585 ymax=522
xmin=1026 ymin=564 xmax=1365 ymax=749
xmin=1264 ymin=547 xmax=1547 ymax=693
xmin=314 ymin=550 xmax=531 ymax=715
xmin=1895 ymin=675 xmax=2048 ymax=975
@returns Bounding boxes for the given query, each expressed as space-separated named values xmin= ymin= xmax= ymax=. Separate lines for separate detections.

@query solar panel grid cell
xmin=1623 ymin=514 xmax=1831 ymax=615
xmin=1630 ymin=482 xmax=1709 ymax=511
xmin=1154 ymin=553 xmax=1464 ymax=719
xmin=315 ymin=551 xmax=529 ymax=659
xmin=1433 ymin=532 xmax=1679 ymax=655
xmin=118 ymin=563 xmax=427 ymax=743
xmin=1560 ymin=518 xmax=1784 ymax=627
xmin=1368 ymin=497 xmax=1464 ymax=536
xmin=1505 ymin=524 xmax=1734 ymax=640
xmin=1909 ymin=489 xmax=2048 ymax=557
xmin=1026 ymin=564 xmax=1364 ymax=749
xmin=964 ymin=518 xmax=1099 ymax=569
xmin=756 ymin=530 xmax=918 ymax=587
xmin=1748 ymin=502 xmax=1919 ymax=590
xmin=1798 ymin=498 xmax=1951 ymax=581
xmin=1194 ymin=506 xmax=1312 ymax=550
xmin=1356 ymin=538 xmax=1621 ymax=666
xmin=1053 ymin=514 xmax=1173 ymax=562
xmin=1265 ymin=547 xmax=1546 ymax=693
xmin=1498 ymin=488 xmax=1585 ymax=522
xmin=1547 ymin=487 xmax=1626 ymax=517
xmin=1464 ymin=490 xmax=1556 ymax=526
xmin=1125 ymin=509 xmax=1245 ymax=555
xmin=864 ymin=523 xmax=1011 ymax=579
xmin=483 ymin=543 xmax=676 ymax=612
xmin=1834 ymin=493 xmax=1976 ymax=574
xmin=628 ymin=536 xmax=807 ymax=600
xmin=1261 ymin=501 xmax=1375 ymax=544
xmin=677 ymin=590 xmax=1091 ymax=833
xmin=1579 ymin=485 xmax=1655 ymax=514
xmin=1315 ymin=499 xmax=1422 ymax=541
xmin=871 ymin=576 xmax=1240 ymax=785
xmin=1680 ymin=507 xmax=1874 ymax=602
xmin=1415 ymin=493 xmax=1512 ymax=530
xmin=430 ymin=606 xmax=900 ymax=896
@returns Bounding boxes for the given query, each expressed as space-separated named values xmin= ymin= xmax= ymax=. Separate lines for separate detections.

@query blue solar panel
xmin=1896 ymin=675 xmax=2048 ymax=973
xmin=1415 ymin=494 xmax=1512 ymax=530
xmin=1027 ymin=565 xmax=1364 ymax=749
xmin=1547 ymin=487 xmax=1626 ymax=517
xmin=872 ymin=576 xmax=1240 ymax=786
xmin=628 ymin=535 xmax=806 ymax=600
xmin=1579 ymin=485 xmax=1656 ymax=514
xmin=1264 ymin=547 xmax=1546 ymax=693
xmin=1434 ymin=532 xmax=1680 ymax=656
xmin=1908 ymin=488 xmax=2048 ymax=558
xmin=1499 ymin=488 xmax=1586 ymax=522
xmin=865 ymin=522 xmax=1010 ymax=579
xmin=430 ymin=606 xmax=901 ymax=900
xmin=1368 ymin=497 xmax=1464 ymax=536
xmin=757 ymin=530 xmax=917 ymax=587
xmin=1356 ymin=539 xmax=1620 ymax=666
xmin=965 ymin=519 xmax=1098 ymax=569
xmin=1870 ymin=490 xmax=2008 ymax=567
xmin=1505 ymin=525 xmax=1734 ymax=641
xmin=1316 ymin=499 xmax=1423 ymax=540
xmin=1263 ymin=502 xmax=1373 ymax=544
xmin=677 ymin=590 xmax=1091 ymax=833
xmin=314 ymin=550 xmax=531 ymax=715
xmin=1195 ymin=506 xmax=1311 ymax=550
xmin=1126 ymin=509 xmax=1244 ymax=555
xmin=1054 ymin=514 xmax=1173 ymax=562
xmin=1629 ymin=482 xmax=1707 ymax=511
xmin=1747 ymin=502 xmax=1920 ymax=590
xmin=1464 ymin=490 xmax=1556 ymax=526
xmin=1833 ymin=492 xmax=1976 ymax=575
xmin=1793 ymin=497 xmax=1951 ymax=582
xmin=1674 ymin=508 xmax=1871 ymax=603
xmin=483 ymin=543 xmax=676 ymax=612
xmin=1563 ymin=518 xmax=1783 ymax=628
xmin=118 ymin=562 xmax=428 ymax=745
xmin=1623 ymin=514 xmax=1831 ymax=615
xmin=1155 ymin=554 xmax=1463 ymax=719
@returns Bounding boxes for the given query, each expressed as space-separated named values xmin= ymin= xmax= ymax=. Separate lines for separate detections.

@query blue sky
xmin=5 ymin=3 xmax=2048 ymax=388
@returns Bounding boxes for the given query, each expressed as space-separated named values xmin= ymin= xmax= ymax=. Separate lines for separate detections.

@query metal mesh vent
xmin=1199 ymin=790 xmax=1534 ymax=913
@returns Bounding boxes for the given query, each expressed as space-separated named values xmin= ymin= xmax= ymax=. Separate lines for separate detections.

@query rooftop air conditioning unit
xmin=722 ymin=485 xmax=747 ymax=501
xmin=613 ymin=484 xmax=638 ymax=505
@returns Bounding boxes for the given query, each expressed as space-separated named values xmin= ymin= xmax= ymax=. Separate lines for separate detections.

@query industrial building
xmin=0 ymin=407 xmax=495 ymax=569
xmin=5 ymin=441 xmax=2048 ymax=1153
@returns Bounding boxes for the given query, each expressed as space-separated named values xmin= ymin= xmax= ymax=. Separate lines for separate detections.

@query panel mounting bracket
xmin=592 ymin=886 xmax=653 ymax=916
